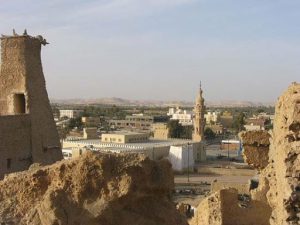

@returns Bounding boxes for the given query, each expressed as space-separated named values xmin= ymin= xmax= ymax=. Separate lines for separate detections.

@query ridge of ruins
xmin=0 ymin=30 xmax=299 ymax=225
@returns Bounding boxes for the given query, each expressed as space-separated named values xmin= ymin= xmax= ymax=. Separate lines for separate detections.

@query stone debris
xmin=0 ymin=152 xmax=188 ymax=225
xmin=190 ymin=82 xmax=300 ymax=225
xmin=240 ymin=130 xmax=271 ymax=170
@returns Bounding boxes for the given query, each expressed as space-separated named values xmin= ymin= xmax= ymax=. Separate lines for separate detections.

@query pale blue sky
xmin=0 ymin=0 xmax=299 ymax=102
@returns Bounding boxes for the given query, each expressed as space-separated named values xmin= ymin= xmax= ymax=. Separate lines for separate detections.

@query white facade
xmin=168 ymin=145 xmax=194 ymax=171
xmin=62 ymin=148 xmax=73 ymax=159
xmin=168 ymin=107 xmax=193 ymax=126
xmin=204 ymin=111 xmax=220 ymax=124
xmin=59 ymin=109 xmax=83 ymax=118
xmin=62 ymin=138 xmax=205 ymax=162
xmin=244 ymin=123 xmax=265 ymax=131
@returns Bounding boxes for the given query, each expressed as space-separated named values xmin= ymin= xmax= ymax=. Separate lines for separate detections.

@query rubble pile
xmin=0 ymin=152 xmax=188 ymax=225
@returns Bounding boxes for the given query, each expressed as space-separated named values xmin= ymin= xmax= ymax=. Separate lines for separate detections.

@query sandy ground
xmin=175 ymin=174 xmax=252 ymax=184
xmin=172 ymin=143 xmax=253 ymax=208
xmin=173 ymin=173 xmax=254 ymax=207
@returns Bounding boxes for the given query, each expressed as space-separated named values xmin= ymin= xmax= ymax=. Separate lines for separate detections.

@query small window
xmin=7 ymin=158 xmax=11 ymax=169
xmin=13 ymin=93 xmax=26 ymax=114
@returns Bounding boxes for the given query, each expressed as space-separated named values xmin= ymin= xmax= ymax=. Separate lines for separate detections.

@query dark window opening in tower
xmin=7 ymin=158 xmax=11 ymax=169
xmin=13 ymin=93 xmax=26 ymax=114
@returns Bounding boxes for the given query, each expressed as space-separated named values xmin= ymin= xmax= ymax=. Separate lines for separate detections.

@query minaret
xmin=193 ymin=82 xmax=205 ymax=142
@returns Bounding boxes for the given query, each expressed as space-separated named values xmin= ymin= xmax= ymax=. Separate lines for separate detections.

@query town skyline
xmin=50 ymin=96 xmax=276 ymax=107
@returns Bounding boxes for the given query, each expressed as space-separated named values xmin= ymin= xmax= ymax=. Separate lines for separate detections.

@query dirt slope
xmin=0 ymin=152 xmax=188 ymax=225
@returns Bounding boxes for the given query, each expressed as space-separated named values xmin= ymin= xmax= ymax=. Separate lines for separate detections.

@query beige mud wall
xmin=0 ymin=115 xmax=32 ymax=178
xmin=267 ymin=82 xmax=300 ymax=224
xmin=0 ymin=34 xmax=62 ymax=178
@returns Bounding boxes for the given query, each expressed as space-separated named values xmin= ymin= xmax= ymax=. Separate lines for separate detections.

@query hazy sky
xmin=0 ymin=0 xmax=299 ymax=102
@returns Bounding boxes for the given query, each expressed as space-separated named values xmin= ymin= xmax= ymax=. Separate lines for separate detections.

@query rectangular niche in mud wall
xmin=6 ymin=158 xmax=11 ymax=169
xmin=13 ymin=93 xmax=26 ymax=114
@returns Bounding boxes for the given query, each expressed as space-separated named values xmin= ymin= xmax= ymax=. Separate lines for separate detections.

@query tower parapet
xmin=1 ymin=29 xmax=49 ymax=45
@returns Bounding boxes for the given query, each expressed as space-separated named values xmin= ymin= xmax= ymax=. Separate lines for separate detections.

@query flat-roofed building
xmin=205 ymin=124 xmax=224 ymax=135
xmin=168 ymin=107 xmax=193 ymax=126
xmin=126 ymin=114 xmax=154 ymax=122
xmin=102 ymin=132 xmax=149 ymax=144
xmin=59 ymin=109 xmax=83 ymax=118
xmin=109 ymin=119 xmax=152 ymax=130
xmin=83 ymin=127 xmax=99 ymax=139
xmin=109 ymin=114 xmax=168 ymax=131
xmin=245 ymin=118 xmax=266 ymax=130
xmin=82 ymin=117 xmax=100 ymax=127
xmin=153 ymin=123 xmax=170 ymax=140
xmin=205 ymin=111 xmax=220 ymax=124
xmin=244 ymin=124 xmax=265 ymax=131
xmin=127 ymin=114 xmax=168 ymax=123
xmin=63 ymin=136 xmax=206 ymax=162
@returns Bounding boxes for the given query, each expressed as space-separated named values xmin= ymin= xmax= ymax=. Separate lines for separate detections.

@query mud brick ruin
xmin=0 ymin=31 xmax=62 ymax=179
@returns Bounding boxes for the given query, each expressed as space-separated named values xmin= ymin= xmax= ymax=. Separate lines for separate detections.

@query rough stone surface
xmin=267 ymin=82 xmax=300 ymax=225
xmin=211 ymin=180 xmax=250 ymax=194
xmin=0 ymin=152 xmax=188 ymax=225
xmin=190 ymin=188 xmax=271 ymax=225
xmin=240 ymin=130 xmax=271 ymax=170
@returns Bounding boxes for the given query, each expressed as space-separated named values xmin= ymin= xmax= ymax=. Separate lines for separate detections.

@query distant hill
xmin=51 ymin=97 xmax=274 ymax=108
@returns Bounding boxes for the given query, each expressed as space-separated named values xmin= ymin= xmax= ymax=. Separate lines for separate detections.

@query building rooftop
xmin=103 ymin=131 xmax=148 ymax=136
xmin=64 ymin=138 xmax=197 ymax=150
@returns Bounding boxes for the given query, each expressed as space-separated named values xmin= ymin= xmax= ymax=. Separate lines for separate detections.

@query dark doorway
xmin=14 ymin=94 xmax=26 ymax=114
xmin=7 ymin=158 xmax=11 ymax=169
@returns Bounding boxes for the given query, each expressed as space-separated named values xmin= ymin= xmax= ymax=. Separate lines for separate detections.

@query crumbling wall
xmin=0 ymin=152 xmax=188 ymax=225
xmin=190 ymin=188 xmax=271 ymax=225
xmin=240 ymin=130 xmax=271 ymax=170
xmin=221 ymin=189 xmax=271 ymax=225
xmin=211 ymin=181 xmax=250 ymax=194
xmin=267 ymin=82 xmax=300 ymax=224
xmin=190 ymin=189 xmax=222 ymax=225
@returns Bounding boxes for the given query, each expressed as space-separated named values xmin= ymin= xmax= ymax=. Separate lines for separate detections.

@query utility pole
xmin=227 ymin=140 xmax=230 ymax=160
xmin=152 ymin=147 xmax=154 ymax=160
xmin=187 ymin=143 xmax=190 ymax=183
xmin=226 ymin=133 xmax=230 ymax=160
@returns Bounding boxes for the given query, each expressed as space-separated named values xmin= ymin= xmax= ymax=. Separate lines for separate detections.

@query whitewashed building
xmin=59 ymin=109 xmax=83 ymax=118
xmin=204 ymin=111 xmax=220 ymax=124
xmin=168 ymin=107 xmax=194 ymax=126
